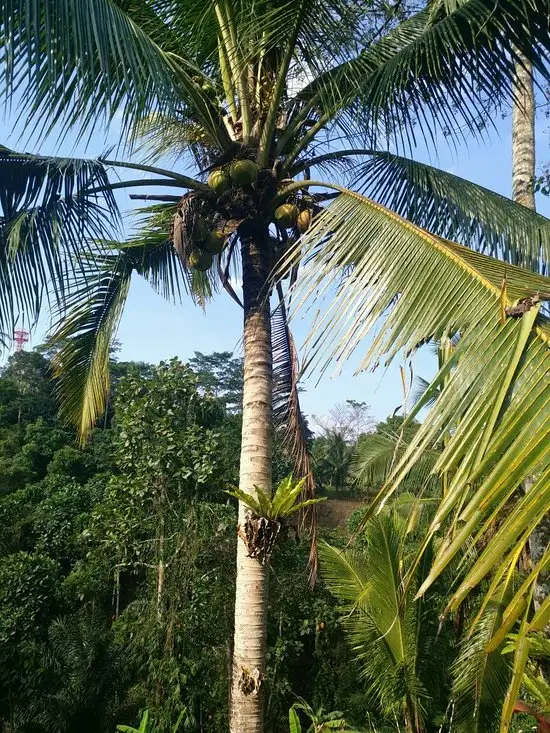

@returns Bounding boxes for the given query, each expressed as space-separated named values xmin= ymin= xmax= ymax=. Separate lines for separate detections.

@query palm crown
xmin=1 ymin=0 xmax=549 ymax=428
xmin=2 ymin=0 xmax=550 ymax=729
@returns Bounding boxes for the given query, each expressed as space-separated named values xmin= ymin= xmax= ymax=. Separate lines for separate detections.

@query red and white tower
xmin=13 ymin=329 xmax=29 ymax=351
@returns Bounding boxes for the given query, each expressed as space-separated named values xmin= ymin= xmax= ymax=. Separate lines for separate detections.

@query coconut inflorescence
xmin=190 ymin=217 xmax=209 ymax=242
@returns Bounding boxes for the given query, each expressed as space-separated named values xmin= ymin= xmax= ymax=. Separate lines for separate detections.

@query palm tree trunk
xmin=510 ymin=57 xmax=550 ymax=612
xmin=512 ymin=56 xmax=535 ymax=212
xmin=230 ymin=230 xmax=272 ymax=733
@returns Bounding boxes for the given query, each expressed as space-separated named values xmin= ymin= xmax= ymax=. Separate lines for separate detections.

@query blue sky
xmin=3 ymin=107 xmax=550 ymax=424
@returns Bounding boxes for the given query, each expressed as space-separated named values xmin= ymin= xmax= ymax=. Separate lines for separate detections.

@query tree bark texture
xmin=512 ymin=56 xmax=536 ymax=212
xmin=229 ymin=232 xmax=273 ymax=733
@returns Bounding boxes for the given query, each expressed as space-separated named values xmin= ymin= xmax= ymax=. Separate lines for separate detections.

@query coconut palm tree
xmin=2 ymin=1 xmax=550 ymax=730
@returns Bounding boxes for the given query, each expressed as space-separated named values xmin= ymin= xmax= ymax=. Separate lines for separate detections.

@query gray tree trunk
xmin=512 ymin=56 xmax=535 ymax=212
xmin=229 ymin=231 xmax=272 ymax=733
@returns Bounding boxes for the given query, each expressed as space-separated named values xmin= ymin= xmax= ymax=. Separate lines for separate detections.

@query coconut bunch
xmin=171 ymin=156 xmax=315 ymax=274
xmin=209 ymin=159 xmax=314 ymax=235
xmin=171 ymin=192 xmax=230 ymax=272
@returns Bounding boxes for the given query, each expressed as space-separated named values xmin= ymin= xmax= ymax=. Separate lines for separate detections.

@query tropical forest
xmin=0 ymin=0 xmax=549 ymax=731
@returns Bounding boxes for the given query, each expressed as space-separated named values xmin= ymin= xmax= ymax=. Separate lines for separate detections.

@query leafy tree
xmin=312 ymin=402 xmax=374 ymax=445
xmin=189 ymin=351 xmax=243 ymax=412
xmin=0 ymin=351 xmax=56 ymax=426
xmin=311 ymin=432 xmax=354 ymax=495
xmin=3 ymin=2 xmax=550 ymax=729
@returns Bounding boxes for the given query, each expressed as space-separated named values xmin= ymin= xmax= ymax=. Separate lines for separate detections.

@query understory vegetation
xmin=0 ymin=347 xmax=545 ymax=733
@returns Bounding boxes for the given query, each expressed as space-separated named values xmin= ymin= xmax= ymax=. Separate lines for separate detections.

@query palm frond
xmin=284 ymin=0 xmax=550 ymax=155
xmin=352 ymin=433 xmax=401 ymax=487
xmin=282 ymin=188 xmax=550 ymax=626
xmin=271 ymin=284 xmax=317 ymax=572
xmin=51 ymin=222 xmax=187 ymax=436
xmin=352 ymin=431 xmax=440 ymax=501
xmin=50 ymin=254 xmax=133 ymax=437
xmin=452 ymin=585 xmax=514 ymax=733
xmin=318 ymin=540 xmax=372 ymax=610
xmin=0 ymin=148 xmax=119 ymax=342
xmin=0 ymin=0 xmax=230 ymax=148
xmin=320 ymin=514 xmax=444 ymax=727
xmin=351 ymin=150 xmax=550 ymax=274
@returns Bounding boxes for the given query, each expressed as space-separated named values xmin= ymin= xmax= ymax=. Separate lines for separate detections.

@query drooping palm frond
xmin=282 ymin=188 xmax=550 ymax=638
xmin=0 ymin=0 xmax=230 ymax=148
xmin=0 ymin=148 xmax=119 ymax=342
xmin=51 ymin=219 xmax=188 ymax=436
xmin=271 ymin=283 xmax=317 ymax=573
xmin=50 ymin=254 xmax=133 ymax=437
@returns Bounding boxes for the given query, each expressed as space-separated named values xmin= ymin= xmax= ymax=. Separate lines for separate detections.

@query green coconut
xmin=190 ymin=217 xmax=209 ymax=242
xmin=208 ymin=169 xmax=230 ymax=194
xmin=188 ymin=249 xmax=213 ymax=271
xmin=204 ymin=229 xmax=226 ymax=254
xmin=229 ymin=159 xmax=259 ymax=185
xmin=297 ymin=209 xmax=311 ymax=233
xmin=275 ymin=203 xmax=299 ymax=229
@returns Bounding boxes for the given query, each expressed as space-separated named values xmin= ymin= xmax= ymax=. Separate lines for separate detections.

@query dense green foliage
xmin=0 ymin=348 xmax=544 ymax=733
xmin=0 ymin=349 xmax=363 ymax=733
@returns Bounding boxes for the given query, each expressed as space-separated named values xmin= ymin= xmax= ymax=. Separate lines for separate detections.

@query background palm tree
xmin=2 ymin=1 xmax=550 ymax=730
xmin=320 ymin=510 xmax=454 ymax=733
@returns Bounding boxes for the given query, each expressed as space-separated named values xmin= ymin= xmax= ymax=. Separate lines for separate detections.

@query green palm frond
xmin=119 ymin=204 xmax=188 ymax=302
xmin=321 ymin=514 xmax=447 ymax=727
xmin=50 ymin=254 xmax=133 ymax=437
xmin=352 ymin=150 xmax=550 ymax=273
xmin=283 ymin=188 xmax=550 ymax=630
xmin=352 ymin=432 xmax=438 ymax=492
xmin=318 ymin=541 xmax=372 ymax=610
xmin=0 ymin=0 xmax=230 ymax=148
xmin=292 ymin=149 xmax=550 ymax=272
xmin=284 ymin=0 xmax=550 ymax=154
xmin=0 ymin=148 xmax=119 ymax=340
xmin=451 ymin=585 xmax=514 ymax=733
xmin=51 ymin=220 xmax=187 ymax=436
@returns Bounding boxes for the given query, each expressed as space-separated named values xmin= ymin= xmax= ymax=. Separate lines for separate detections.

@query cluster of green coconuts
xmin=188 ymin=160 xmax=311 ymax=272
